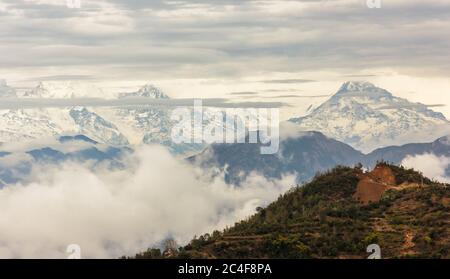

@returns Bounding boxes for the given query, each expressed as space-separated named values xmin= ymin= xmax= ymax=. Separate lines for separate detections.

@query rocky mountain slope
xmin=290 ymin=81 xmax=450 ymax=152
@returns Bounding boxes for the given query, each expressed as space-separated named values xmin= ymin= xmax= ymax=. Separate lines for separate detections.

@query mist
xmin=0 ymin=145 xmax=295 ymax=258
xmin=401 ymin=153 xmax=450 ymax=183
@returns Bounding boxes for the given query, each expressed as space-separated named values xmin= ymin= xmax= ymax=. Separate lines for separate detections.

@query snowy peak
xmin=334 ymin=81 xmax=393 ymax=99
xmin=69 ymin=106 xmax=129 ymax=146
xmin=119 ymin=84 xmax=169 ymax=99
xmin=0 ymin=79 xmax=17 ymax=98
xmin=24 ymin=81 xmax=106 ymax=99
xmin=339 ymin=81 xmax=377 ymax=92
xmin=137 ymin=84 xmax=169 ymax=99
xmin=18 ymin=81 xmax=166 ymax=99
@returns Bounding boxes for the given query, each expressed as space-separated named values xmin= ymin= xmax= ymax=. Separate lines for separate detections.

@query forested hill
xmin=132 ymin=163 xmax=450 ymax=259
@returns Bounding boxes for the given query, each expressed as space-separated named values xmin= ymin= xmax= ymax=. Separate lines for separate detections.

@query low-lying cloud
xmin=0 ymin=145 xmax=295 ymax=258
xmin=401 ymin=153 xmax=450 ymax=183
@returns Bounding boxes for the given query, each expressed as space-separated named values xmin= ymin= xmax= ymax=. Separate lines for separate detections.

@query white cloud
xmin=0 ymin=145 xmax=294 ymax=258
xmin=401 ymin=153 xmax=450 ymax=183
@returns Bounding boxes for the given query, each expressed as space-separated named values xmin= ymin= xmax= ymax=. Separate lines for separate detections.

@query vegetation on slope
xmin=130 ymin=163 xmax=450 ymax=259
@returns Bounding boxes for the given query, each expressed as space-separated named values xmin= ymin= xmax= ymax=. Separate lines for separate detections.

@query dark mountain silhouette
xmin=190 ymin=132 xmax=450 ymax=184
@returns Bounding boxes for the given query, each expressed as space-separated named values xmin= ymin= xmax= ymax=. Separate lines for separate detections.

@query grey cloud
xmin=263 ymin=94 xmax=330 ymax=99
xmin=228 ymin=91 xmax=259 ymax=96
xmin=261 ymin=79 xmax=317 ymax=84
xmin=22 ymin=75 xmax=95 ymax=82
xmin=342 ymin=74 xmax=378 ymax=78
xmin=105 ymin=0 xmax=255 ymax=10
xmin=0 ymin=97 xmax=286 ymax=109
xmin=262 ymin=89 xmax=302 ymax=93
xmin=1 ymin=0 xmax=93 ymax=18
xmin=1 ymin=0 xmax=450 ymax=80
xmin=378 ymin=103 xmax=447 ymax=110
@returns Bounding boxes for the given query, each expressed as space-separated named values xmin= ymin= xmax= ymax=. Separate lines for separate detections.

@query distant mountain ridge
xmin=189 ymin=131 xmax=365 ymax=184
xmin=0 ymin=134 xmax=130 ymax=188
xmin=367 ymin=135 xmax=450 ymax=174
xmin=190 ymin=130 xmax=450 ymax=184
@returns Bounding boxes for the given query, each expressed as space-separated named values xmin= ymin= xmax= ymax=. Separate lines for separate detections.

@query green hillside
xmin=132 ymin=163 xmax=450 ymax=259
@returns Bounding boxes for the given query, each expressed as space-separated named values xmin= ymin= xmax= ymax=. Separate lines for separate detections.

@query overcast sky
xmin=0 ymin=0 xmax=449 ymax=118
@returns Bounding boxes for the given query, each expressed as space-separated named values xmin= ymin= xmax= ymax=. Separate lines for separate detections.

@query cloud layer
xmin=0 ymin=145 xmax=294 ymax=258
xmin=401 ymin=153 xmax=450 ymax=183
xmin=1 ymin=0 xmax=450 ymax=83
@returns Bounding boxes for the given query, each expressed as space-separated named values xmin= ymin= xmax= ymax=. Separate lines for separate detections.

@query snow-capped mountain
xmin=70 ymin=107 xmax=129 ymax=146
xmin=0 ymin=81 xmax=205 ymax=153
xmin=23 ymin=81 xmax=108 ymax=99
xmin=0 ymin=82 xmax=146 ymax=147
xmin=118 ymin=84 xmax=169 ymax=99
xmin=290 ymin=81 xmax=450 ymax=152
xmin=3 ymin=80 xmax=448 ymax=156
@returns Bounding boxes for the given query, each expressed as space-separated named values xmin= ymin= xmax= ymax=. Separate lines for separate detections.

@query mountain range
xmin=1 ymin=80 xmax=448 ymax=156
xmin=0 ymin=80 xmax=222 ymax=154
xmin=1 ymin=79 xmax=450 ymax=185
xmin=0 ymin=80 xmax=188 ymax=152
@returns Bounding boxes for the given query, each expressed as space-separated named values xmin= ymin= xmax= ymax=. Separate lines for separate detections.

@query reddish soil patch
xmin=367 ymin=165 xmax=397 ymax=185
xmin=354 ymin=178 xmax=388 ymax=204
xmin=354 ymin=165 xmax=397 ymax=205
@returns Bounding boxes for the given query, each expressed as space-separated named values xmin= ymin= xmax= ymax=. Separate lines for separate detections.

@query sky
xmin=0 ymin=0 xmax=449 ymax=118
